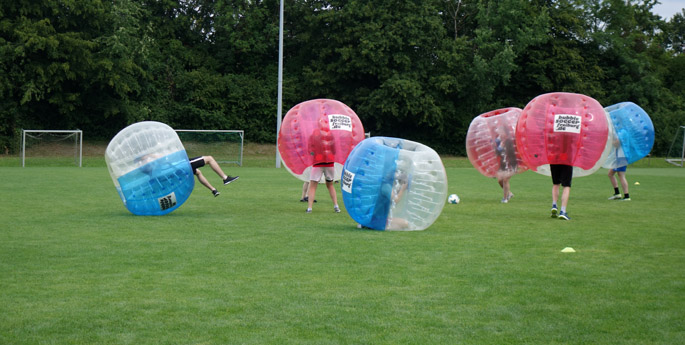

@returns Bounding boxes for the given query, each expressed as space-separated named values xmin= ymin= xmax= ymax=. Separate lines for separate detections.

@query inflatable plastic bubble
xmin=602 ymin=102 xmax=654 ymax=169
xmin=341 ymin=137 xmax=448 ymax=231
xmin=516 ymin=92 xmax=611 ymax=177
xmin=105 ymin=121 xmax=194 ymax=215
xmin=466 ymin=107 xmax=528 ymax=178
xmin=278 ymin=99 xmax=365 ymax=182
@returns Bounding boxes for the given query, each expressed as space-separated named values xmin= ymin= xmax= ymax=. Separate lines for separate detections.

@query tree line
xmin=1 ymin=0 xmax=683 ymax=155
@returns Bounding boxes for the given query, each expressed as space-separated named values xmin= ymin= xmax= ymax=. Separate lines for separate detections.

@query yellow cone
xmin=634 ymin=181 xmax=640 ymax=185
xmin=561 ymin=247 xmax=576 ymax=253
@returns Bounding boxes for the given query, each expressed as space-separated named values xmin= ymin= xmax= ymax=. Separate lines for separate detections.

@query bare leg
xmin=301 ymin=182 xmax=309 ymax=200
xmin=552 ymin=184 xmax=560 ymax=206
xmin=387 ymin=217 xmax=409 ymax=230
xmin=203 ymin=155 xmax=228 ymax=180
xmin=617 ymin=171 xmax=629 ymax=195
xmin=561 ymin=186 xmax=571 ymax=211
xmin=608 ymin=170 xmax=618 ymax=189
xmin=195 ymin=170 xmax=215 ymax=191
xmin=325 ymin=180 xmax=339 ymax=208
xmin=502 ymin=177 xmax=511 ymax=200
xmin=307 ymin=181 xmax=318 ymax=210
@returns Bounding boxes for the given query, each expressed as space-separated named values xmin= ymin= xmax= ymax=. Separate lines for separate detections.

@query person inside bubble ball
xmin=189 ymin=156 xmax=239 ymax=197
xmin=607 ymin=137 xmax=630 ymax=201
xmin=305 ymin=128 xmax=340 ymax=213
xmin=386 ymin=170 xmax=410 ymax=230
xmin=494 ymin=125 xmax=517 ymax=203
xmin=358 ymin=168 xmax=411 ymax=230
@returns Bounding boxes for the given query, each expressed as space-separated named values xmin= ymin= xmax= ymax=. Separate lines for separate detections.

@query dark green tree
xmin=212 ymin=0 xmax=282 ymax=142
xmin=0 ymin=0 xmax=108 ymax=150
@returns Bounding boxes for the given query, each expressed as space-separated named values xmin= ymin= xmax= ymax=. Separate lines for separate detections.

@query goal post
xmin=666 ymin=125 xmax=685 ymax=167
xmin=175 ymin=129 xmax=244 ymax=166
xmin=21 ymin=129 xmax=83 ymax=167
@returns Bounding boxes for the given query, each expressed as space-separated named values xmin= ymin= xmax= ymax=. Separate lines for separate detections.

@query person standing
xmin=494 ymin=130 xmax=517 ymax=203
xmin=305 ymin=125 xmax=340 ymax=213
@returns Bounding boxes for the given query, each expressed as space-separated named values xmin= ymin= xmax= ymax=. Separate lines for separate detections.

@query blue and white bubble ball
xmin=105 ymin=121 xmax=194 ymax=216
xmin=602 ymin=102 xmax=654 ymax=169
xmin=342 ymin=137 xmax=448 ymax=231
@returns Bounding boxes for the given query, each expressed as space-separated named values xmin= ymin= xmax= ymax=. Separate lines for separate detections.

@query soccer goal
xmin=21 ymin=129 xmax=83 ymax=167
xmin=175 ymin=130 xmax=244 ymax=166
xmin=666 ymin=125 xmax=685 ymax=167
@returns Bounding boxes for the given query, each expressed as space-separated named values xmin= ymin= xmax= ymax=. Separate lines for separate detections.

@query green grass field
xmin=1 ymin=150 xmax=684 ymax=344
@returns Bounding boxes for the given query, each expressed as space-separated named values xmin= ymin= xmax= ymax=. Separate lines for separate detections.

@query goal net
xmin=666 ymin=125 xmax=685 ymax=167
xmin=21 ymin=130 xmax=83 ymax=167
xmin=175 ymin=130 xmax=244 ymax=166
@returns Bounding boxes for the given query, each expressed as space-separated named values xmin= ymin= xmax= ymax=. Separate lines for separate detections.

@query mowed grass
xmin=1 ymin=154 xmax=684 ymax=344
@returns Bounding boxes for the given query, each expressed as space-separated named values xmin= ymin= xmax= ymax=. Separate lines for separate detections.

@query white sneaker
xmin=608 ymin=194 xmax=622 ymax=200
xmin=334 ymin=206 xmax=341 ymax=213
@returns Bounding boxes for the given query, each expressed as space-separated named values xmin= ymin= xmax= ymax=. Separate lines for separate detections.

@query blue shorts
xmin=613 ymin=166 xmax=627 ymax=172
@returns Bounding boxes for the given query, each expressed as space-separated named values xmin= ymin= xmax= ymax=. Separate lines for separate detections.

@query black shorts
xmin=550 ymin=164 xmax=573 ymax=187
xmin=189 ymin=156 xmax=205 ymax=174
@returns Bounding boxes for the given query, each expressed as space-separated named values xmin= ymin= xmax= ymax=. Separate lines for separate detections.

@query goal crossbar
xmin=21 ymin=129 xmax=83 ymax=167
xmin=175 ymin=129 xmax=244 ymax=166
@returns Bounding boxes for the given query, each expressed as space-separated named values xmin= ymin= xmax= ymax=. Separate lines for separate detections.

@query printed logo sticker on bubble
xmin=342 ymin=169 xmax=355 ymax=194
xmin=554 ymin=114 xmax=582 ymax=133
xmin=158 ymin=192 xmax=177 ymax=211
xmin=328 ymin=114 xmax=353 ymax=131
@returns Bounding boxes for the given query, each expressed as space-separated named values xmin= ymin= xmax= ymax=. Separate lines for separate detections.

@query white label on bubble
xmin=158 ymin=192 xmax=177 ymax=210
xmin=554 ymin=114 xmax=581 ymax=133
xmin=342 ymin=169 xmax=354 ymax=193
xmin=328 ymin=114 xmax=352 ymax=131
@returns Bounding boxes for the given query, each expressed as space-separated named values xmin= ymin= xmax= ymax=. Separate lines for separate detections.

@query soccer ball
xmin=448 ymin=194 xmax=460 ymax=204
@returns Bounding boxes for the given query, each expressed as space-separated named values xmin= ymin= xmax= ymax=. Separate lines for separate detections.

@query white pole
xmin=21 ymin=129 xmax=25 ymax=167
xmin=78 ymin=130 xmax=83 ymax=167
xmin=275 ymin=0 xmax=284 ymax=168
xmin=681 ymin=126 xmax=685 ymax=167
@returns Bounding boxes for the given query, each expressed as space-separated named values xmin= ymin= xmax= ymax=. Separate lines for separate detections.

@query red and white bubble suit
xmin=466 ymin=108 xmax=528 ymax=179
xmin=278 ymin=99 xmax=365 ymax=181
xmin=516 ymin=92 xmax=611 ymax=177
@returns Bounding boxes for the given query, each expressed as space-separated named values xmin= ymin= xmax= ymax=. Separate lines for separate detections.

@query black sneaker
xmin=300 ymin=197 xmax=317 ymax=203
xmin=212 ymin=190 xmax=220 ymax=197
xmin=223 ymin=176 xmax=239 ymax=185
